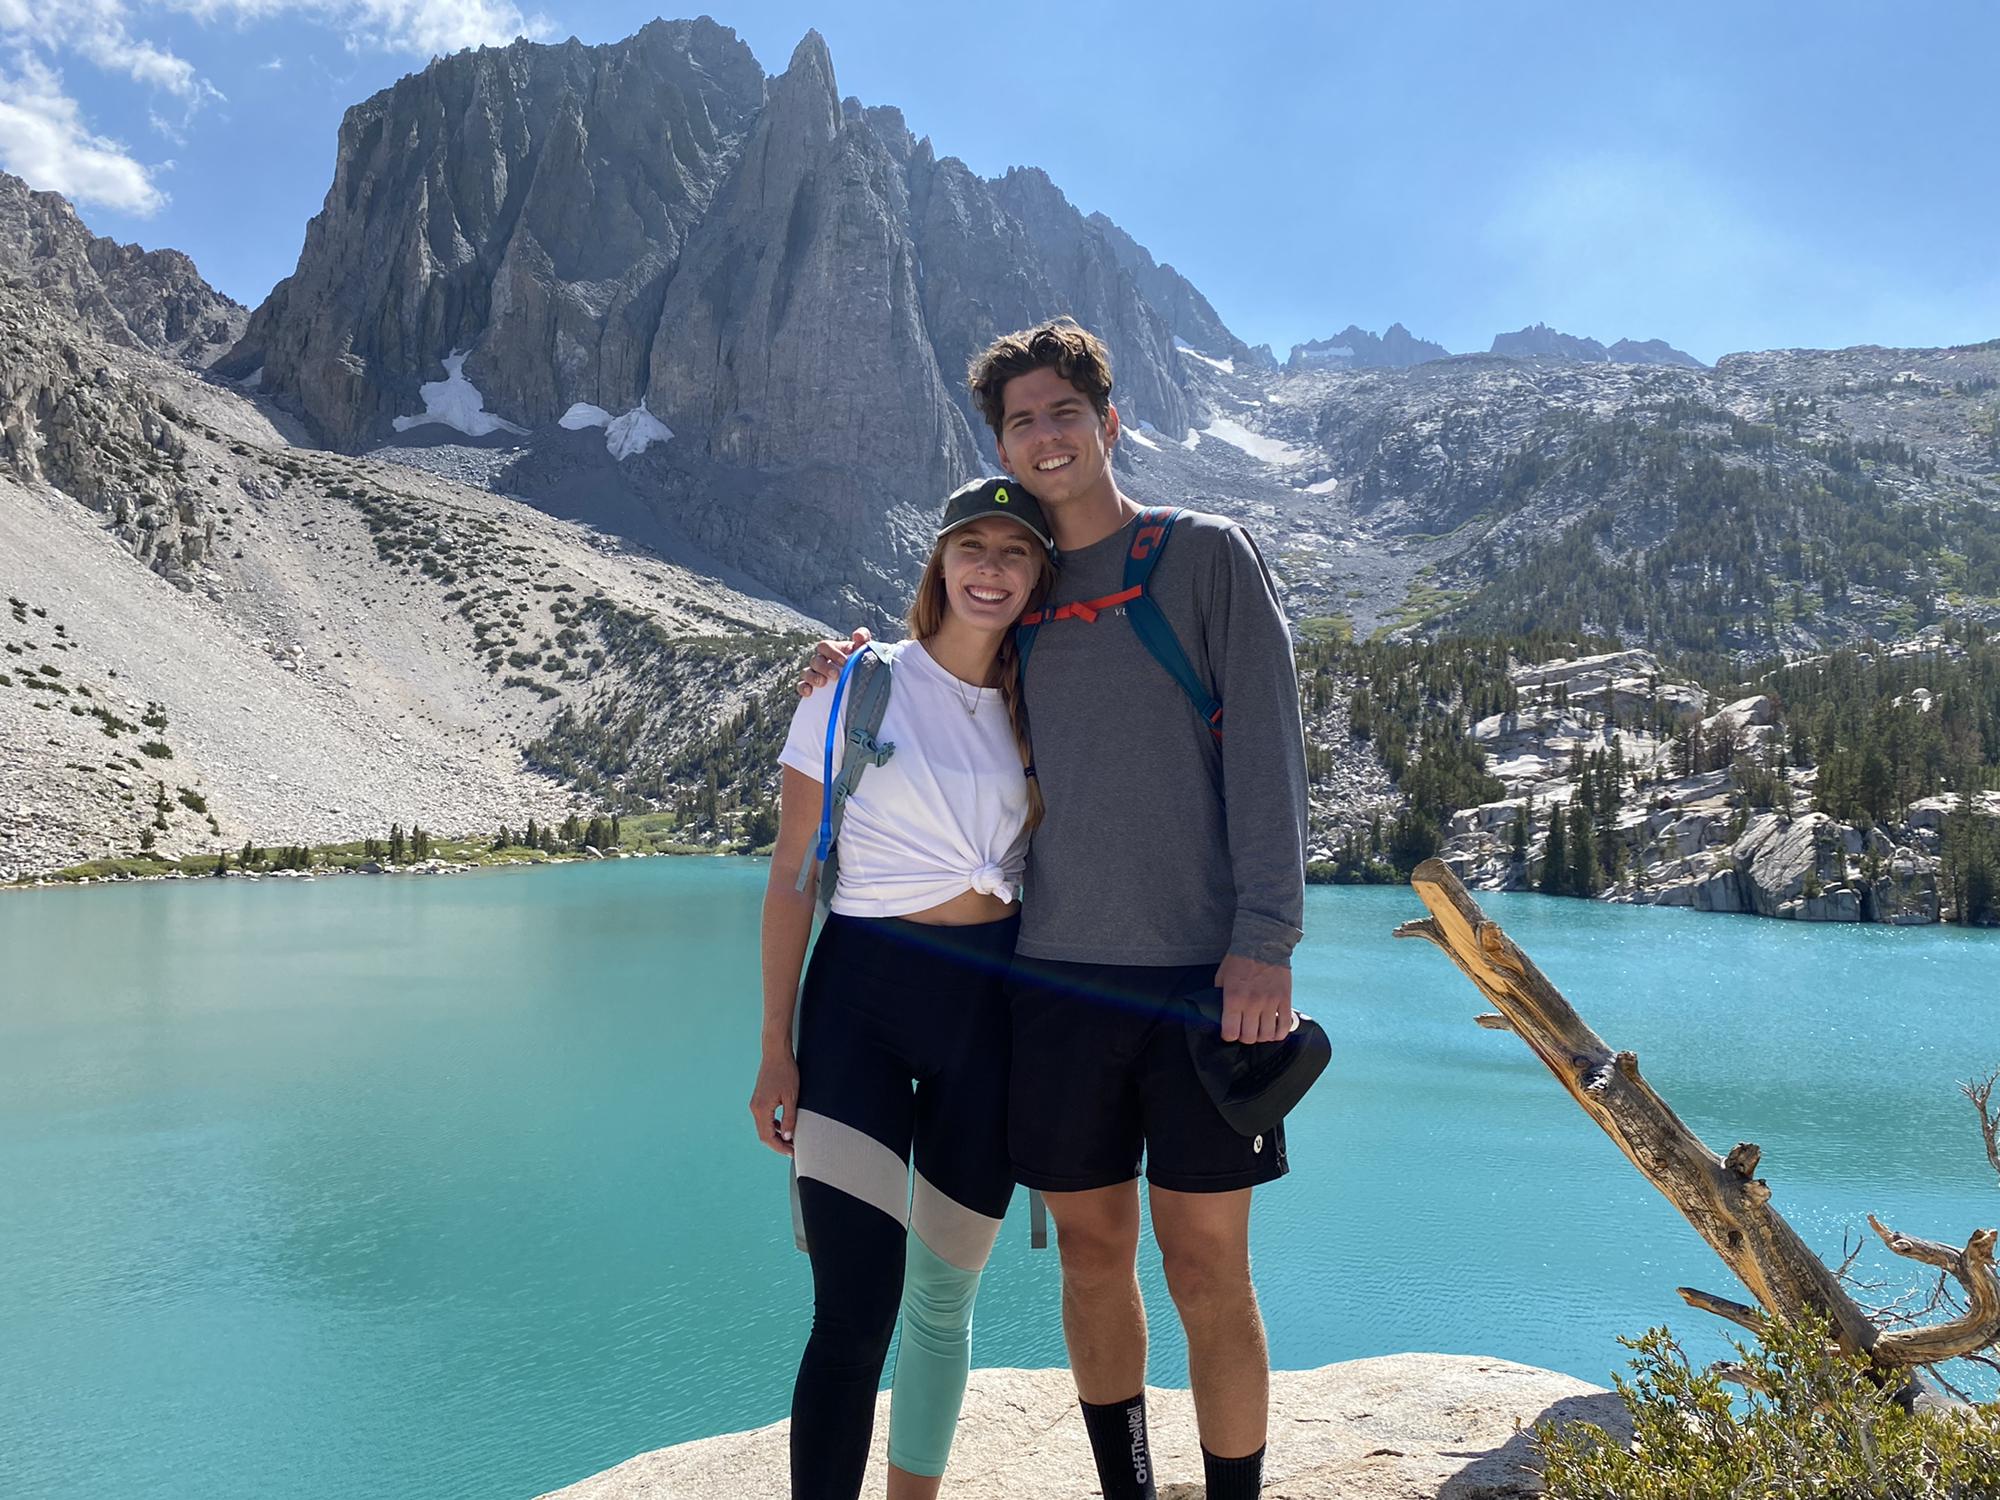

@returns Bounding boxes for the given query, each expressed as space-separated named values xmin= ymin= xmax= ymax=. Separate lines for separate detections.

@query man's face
xmin=993 ymin=366 xmax=1120 ymax=509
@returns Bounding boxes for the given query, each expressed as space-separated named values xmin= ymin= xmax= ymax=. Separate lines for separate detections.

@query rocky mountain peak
xmin=767 ymin=29 xmax=840 ymax=146
xmin=1606 ymin=337 xmax=1705 ymax=369
xmin=1490 ymin=323 xmax=1702 ymax=367
xmin=220 ymin=19 xmax=1230 ymax=618
xmin=1288 ymin=323 xmax=1448 ymax=371
xmin=0 ymin=171 xmax=244 ymax=366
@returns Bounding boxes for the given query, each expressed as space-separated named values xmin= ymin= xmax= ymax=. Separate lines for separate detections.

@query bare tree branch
xmin=1964 ymin=1071 xmax=2000 ymax=1182
xmin=1679 ymin=1287 xmax=1765 ymax=1334
xmin=1866 ymin=1217 xmax=2000 ymax=1365
xmin=1397 ymin=859 xmax=2000 ymax=1377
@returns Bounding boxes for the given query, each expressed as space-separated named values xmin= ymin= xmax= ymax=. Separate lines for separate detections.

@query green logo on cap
xmin=994 ymin=487 xmax=1010 ymax=504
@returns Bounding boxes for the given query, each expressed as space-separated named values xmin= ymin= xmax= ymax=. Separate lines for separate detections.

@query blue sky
xmin=3 ymin=1 xmax=1995 ymax=364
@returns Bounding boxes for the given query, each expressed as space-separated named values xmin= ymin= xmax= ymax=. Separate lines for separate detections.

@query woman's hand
xmin=749 ymin=1048 xmax=801 ymax=1155
xmin=800 ymin=627 xmax=870 ymax=696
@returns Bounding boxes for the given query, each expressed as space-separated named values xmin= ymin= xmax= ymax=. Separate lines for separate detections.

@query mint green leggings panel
xmin=886 ymin=1234 xmax=985 ymax=1476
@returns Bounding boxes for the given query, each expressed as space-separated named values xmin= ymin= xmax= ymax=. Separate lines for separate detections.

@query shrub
xmin=139 ymin=741 xmax=173 ymax=759
xmin=1536 ymin=1315 xmax=2000 ymax=1499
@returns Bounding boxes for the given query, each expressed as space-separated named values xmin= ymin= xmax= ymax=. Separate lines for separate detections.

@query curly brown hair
xmin=967 ymin=318 xmax=1113 ymax=441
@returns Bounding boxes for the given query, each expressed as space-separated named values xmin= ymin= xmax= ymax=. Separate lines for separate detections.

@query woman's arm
xmin=749 ymin=765 xmax=823 ymax=1154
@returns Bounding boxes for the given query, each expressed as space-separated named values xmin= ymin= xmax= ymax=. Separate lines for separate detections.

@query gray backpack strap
xmin=793 ymin=650 xmax=897 ymax=911
xmin=790 ymin=651 xmax=897 ymax=1255
xmin=1029 ymin=1188 xmax=1049 ymax=1250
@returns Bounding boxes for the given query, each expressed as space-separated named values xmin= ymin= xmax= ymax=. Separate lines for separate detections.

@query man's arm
xmin=1206 ymin=524 xmax=1309 ymax=1043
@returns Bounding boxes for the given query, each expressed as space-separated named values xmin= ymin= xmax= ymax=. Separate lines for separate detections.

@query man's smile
xmin=1034 ymin=454 xmax=1074 ymax=472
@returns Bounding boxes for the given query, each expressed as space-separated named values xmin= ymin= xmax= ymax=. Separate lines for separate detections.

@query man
xmin=805 ymin=318 xmax=1307 ymax=1500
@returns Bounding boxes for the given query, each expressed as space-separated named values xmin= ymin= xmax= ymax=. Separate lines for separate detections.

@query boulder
xmin=1797 ymin=887 xmax=1863 ymax=922
xmin=1869 ymin=855 xmax=1942 ymax=925
xmin=1905 ymin=792 xmax=2000 ymax=832
xmin=1732 ymin=813 xmax=1846 ymax=919
xmin=537 ymin=1358 xmax=1630 ymax=1500
xmin=1692 ymin=867 xmax=1745 ymax=913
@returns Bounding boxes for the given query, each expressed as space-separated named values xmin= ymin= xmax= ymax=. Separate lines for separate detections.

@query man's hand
xmin=749 ymin=1047 xmax=801 ymax=1155
xmin=799 ymin=627 xmax=871 ymax=697
xmin=1214 ymin=952 xmax=1294 ymax=1044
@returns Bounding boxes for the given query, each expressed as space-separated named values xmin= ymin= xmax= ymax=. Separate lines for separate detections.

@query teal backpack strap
xmin=1122 ymin=506 xmax=1223 ymax=740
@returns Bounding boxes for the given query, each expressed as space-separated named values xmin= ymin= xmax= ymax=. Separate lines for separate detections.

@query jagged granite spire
xmin=219 ymin=18 xmax=764 ymax=444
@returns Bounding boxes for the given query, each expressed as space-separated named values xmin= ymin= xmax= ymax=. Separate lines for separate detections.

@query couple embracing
xmin=753 ymin=319 xmax=1313 ymax=1500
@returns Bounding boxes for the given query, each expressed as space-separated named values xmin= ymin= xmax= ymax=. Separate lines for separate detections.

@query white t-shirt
xmin=779 ymin=640 xmax=1032 ymax=918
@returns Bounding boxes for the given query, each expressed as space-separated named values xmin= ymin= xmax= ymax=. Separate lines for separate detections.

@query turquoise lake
xmin=2 ymin=861 xmax=1996 ymax=1498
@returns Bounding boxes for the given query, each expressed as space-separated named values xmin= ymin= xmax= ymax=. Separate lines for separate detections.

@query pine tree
xmin=493 ymin=825 xmax=511 ymax=852
xmin=389 ymin=823 xmax=405 ymax=863
xmin=1567 ymin=801 xmax=1599 ymax=898
xmin=1540 ymin=813 xmax=1568 ymax=896
xmin=525 ymin=817 xmax=540 ymax=851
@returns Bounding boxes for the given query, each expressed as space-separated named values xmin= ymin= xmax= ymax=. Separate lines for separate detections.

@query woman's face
xmin=938 ymin=515 xmax=1045 ymax=632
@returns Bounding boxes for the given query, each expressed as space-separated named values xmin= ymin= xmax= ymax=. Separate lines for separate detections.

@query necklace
xmin=952 ymin=674 xmax=986 ymax=716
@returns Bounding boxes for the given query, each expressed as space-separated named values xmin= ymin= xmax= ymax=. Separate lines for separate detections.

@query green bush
xmin=1536 ymin=1316 xmax=2000 ymax=1499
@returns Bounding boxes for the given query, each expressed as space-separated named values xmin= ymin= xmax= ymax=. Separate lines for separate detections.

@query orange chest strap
xmin=1019 ymin=585 xmax=1142 ymax=628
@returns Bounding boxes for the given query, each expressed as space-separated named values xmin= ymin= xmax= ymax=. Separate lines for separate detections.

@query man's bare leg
xmin=884 ymin=1465 xmax=940 ymax=1500
xmin=1148 ymin=1184 xmax=1267 ymax=1458
xmin=1042 ymin=1182 xmax=1147 ymax=1399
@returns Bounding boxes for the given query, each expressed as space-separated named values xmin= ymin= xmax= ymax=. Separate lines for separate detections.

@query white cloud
xmin=0 ymin=53 xmax=167 ymax=214
xmin=261 ymin=54 xmax=283 ymax=68
xmin=0 ymin=0 xmax=550 ymax=218
xmin=171 ymin=0 xmax=552 ymax=56
xmin=1 ymin=1 xmax=214 ymax=100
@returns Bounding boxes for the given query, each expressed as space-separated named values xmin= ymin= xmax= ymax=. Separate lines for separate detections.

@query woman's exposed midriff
xmin=899 ymin=887 xmax=1018 ymax=926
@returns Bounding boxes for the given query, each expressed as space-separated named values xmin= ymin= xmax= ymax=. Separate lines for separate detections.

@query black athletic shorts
xmin=1007 ymin=956 xmax=1289 ymax=1194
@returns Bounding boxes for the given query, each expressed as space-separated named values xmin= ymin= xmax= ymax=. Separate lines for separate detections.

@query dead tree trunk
xmin=1395 ymin=857 xmax=2000 ymax=1373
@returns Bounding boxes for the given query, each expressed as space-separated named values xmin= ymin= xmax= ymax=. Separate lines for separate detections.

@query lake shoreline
xmin=11 ymin=842 xmax=1999 ymax=932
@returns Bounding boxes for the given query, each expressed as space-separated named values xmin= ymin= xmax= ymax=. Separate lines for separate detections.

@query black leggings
xmin=789 ymin=912 xmax=1018 ymax=1499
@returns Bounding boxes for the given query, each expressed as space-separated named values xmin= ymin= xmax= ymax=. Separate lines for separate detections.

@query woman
xmin=750 ymin=476 xmax=1056 ymax=1500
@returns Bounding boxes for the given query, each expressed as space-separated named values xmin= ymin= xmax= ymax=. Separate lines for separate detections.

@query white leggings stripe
xmin=909 ymin=1170 xmax=1003 ymax=1273
xmin=792 ymin=1109 xmax=910 ymax=1227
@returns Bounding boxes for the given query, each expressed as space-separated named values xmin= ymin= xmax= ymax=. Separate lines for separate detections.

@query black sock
xmin=1202 ymin=1443 xmax=1265 ymax=1500
xmin=1079 ymin=1393 xmax=1155 ymax=1500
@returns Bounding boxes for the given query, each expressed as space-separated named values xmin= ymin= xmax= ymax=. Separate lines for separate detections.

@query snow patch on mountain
xmin=559 ymin=400 xmax=674 ymax=460
xmin=393 ymin=352 xmax=528 ymax=438
xmin=1200 ymin=416 xmax=1307 ymax=466
xmin=1175 ymin=337 xmax=1235 ymax=375
xmin=604 ymin=403 xmax=673 ymax=460
xmin=559 ymin=402 xmax=612 ymax=430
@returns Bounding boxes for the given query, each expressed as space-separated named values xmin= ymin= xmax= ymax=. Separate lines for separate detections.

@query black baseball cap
xmin=1180 ymin=989 xmax=1333 ymax=1137
xmin=936 ymin=476 xmax=1055 ymax=552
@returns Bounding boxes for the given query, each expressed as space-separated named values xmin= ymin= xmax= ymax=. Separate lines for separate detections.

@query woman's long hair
xmin=905 ymin=532 xmax=1054 ymax=829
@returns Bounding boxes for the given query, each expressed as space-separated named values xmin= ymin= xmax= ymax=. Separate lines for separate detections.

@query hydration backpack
xmin=1014 ymin=506 xmax=1224 ymax=738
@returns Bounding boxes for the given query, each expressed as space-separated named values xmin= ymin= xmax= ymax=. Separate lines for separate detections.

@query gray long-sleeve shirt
xmin=1015 ymin=508 xmax=1308 ymax=968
